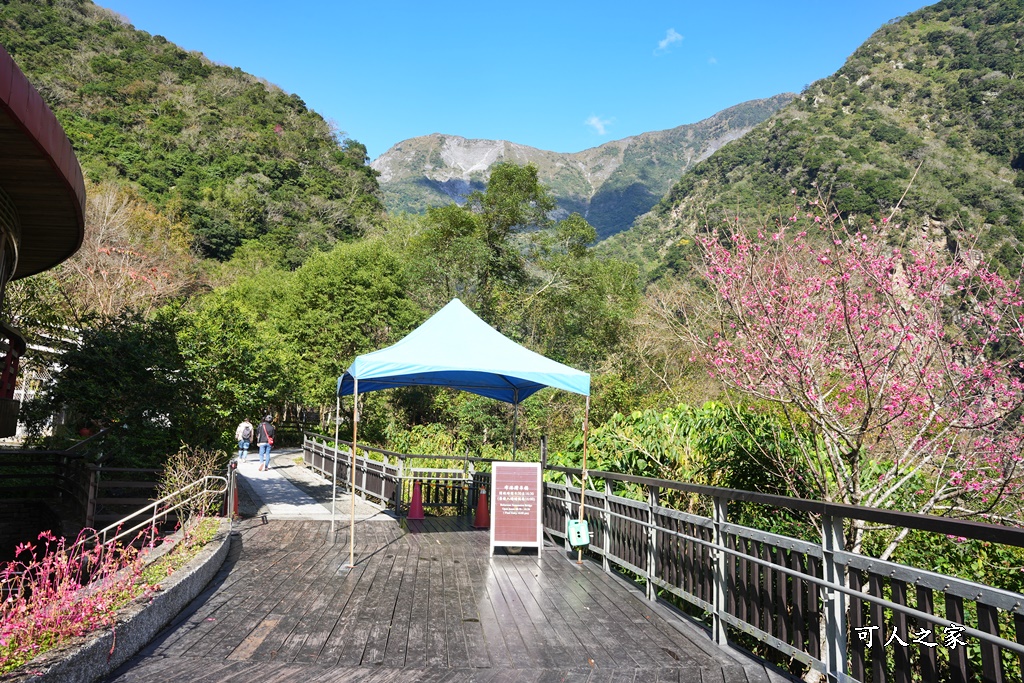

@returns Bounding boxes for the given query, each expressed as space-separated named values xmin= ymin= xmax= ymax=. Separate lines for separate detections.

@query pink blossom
xmin=691 ymin=212 xmax=1024 ymax=521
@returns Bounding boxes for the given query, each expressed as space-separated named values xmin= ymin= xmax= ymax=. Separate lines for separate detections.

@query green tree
xmin=518 ymin=213 xmax=640 ymax=366
xmin=406 ymin=204 xmax=488 ymax=311
xmin=22 ymin=312 xmax=197 ymax=464
xmin=175 ymin=283 xmax=295 ymax=444
xmin=551 ymin=401 xmax=811 ymax=534
xmin=394 ymin=163 xmax=562 ymax=328
xmin=0 ymin=0 xmax=384 ymax=267
xmin=283 ymin=241 xmax=422 ymax=414
xmin=464 ymin=163 xmax=556 ymax=318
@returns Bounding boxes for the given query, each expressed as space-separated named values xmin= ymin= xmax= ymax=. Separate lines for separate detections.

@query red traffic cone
xmin=408 ymin=480 xmax=425 ymax=520
xmin=471 ymin=487 xmax=489 ymax=529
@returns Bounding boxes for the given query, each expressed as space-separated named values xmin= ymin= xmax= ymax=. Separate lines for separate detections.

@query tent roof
xmin=337 ymin=299 xmax=589 ymax=403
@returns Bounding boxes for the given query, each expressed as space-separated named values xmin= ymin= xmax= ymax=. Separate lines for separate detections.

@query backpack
xmin=241 ymin=424 xmax=252 ymax=440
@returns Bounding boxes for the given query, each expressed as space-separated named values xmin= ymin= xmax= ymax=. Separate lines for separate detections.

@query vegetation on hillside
xmin=16 ymin=162 xmax=641 ymax=465
xmin=8 ymin=2 xmax=1024 ymax=679
xmin=606 ymin=0 xmax=1024 ymax=278
xmin=0 ymin=0 xmax=382 ymax=266
xmin=2 ymin=0 xmax=1023 ymax=595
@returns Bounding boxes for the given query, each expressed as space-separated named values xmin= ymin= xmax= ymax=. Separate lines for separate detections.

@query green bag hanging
xmin=567 ymin=519 xmax=590 ymax=548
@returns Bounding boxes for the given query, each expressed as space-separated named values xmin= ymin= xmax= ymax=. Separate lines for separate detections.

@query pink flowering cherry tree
xmin=678 ymin=210 xmax=1024 ymax=554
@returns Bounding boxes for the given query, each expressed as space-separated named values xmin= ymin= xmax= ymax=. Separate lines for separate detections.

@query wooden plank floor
xmin=104 ymin=517 xmax=792 ymax=683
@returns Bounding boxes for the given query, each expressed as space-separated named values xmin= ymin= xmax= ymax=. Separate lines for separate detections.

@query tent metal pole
xmin=511 ymin=390 xmax=519 ymax=459
xmin=330 ymin=394 xmax=340 ymax=536
xmin=348 ymin=379 xmax=358 ymax=568
xmin=577 ymin=394 xmax=590 ymax=565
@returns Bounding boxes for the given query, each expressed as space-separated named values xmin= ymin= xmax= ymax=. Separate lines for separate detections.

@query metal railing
xmin=303 ymin=431 xmax=492 ymax=515
xmin=73 ymin=475 xmax=227 ymax=551
xmin=302 ymin=432 xmax=1024 ymax=683
xmin=545 ymin=467 xmax=1024 ymax=683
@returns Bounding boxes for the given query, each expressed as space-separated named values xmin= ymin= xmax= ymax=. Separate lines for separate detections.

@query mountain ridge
xmin=372 ymin=94 xmax=794 ymax=240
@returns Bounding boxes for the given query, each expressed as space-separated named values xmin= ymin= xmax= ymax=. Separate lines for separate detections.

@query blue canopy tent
xmin=337 ymin=298 xmax=590 ymax=402
xmin=330 ymin=299 xmax=592 ymax=565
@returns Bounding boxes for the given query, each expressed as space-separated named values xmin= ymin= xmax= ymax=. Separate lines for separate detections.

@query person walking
xmin=235 ymin=418 xmax=253 ymax=462
xmin=256 ymin=414 xmax=275 ymax=472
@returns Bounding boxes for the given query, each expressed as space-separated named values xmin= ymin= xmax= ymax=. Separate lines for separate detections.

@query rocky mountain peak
xmin=372 ymin=94 xmax=794 ymax=239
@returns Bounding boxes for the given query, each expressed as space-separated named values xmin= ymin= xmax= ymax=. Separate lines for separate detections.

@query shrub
xmin=157 ymin=445 xmax=228 ymax=524
xmin=0 ymin=530 xmax=153 ymax=673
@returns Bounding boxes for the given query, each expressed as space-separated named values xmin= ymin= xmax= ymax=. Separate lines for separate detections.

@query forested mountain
xmin=606 ymin=0 xmax=1024 ymax=277
xmin=0 ymin=0 xmax=382 ymax=267
xmin=0 ymin=0 xmax=643 ymax=462
xmin=372 ymin=95 xmax=792 ymax=241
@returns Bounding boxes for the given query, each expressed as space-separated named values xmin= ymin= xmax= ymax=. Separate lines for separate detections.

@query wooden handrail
xmin=546 ymin=464 xmax=1024 ymax=548
xmin=306 ymin=430 xmax=1024 ymax=546
xmin=303 ymin=431 xmax=522 ymax=465
xmin=305 ymin=433 xmax=1024 ymax=682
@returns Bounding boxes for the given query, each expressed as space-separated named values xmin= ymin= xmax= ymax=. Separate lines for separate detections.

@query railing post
xmin=203 ymin=476 xmax=214 ymax=519
xmin=228 ymin=462 xmax=238 ymax=519
xmin=150 ymin=490 xmax=159 ymax=545
xmin=603 ymin=480 xmax=611 ymax=573
xmin=466 ymin=460 xmax=475 ymax=517
xmin=221 ymin=469 xmax=229 ymax=517
xmin=646 ymin=485 xmax=658 ymax=602
xmin=712 ymin=494 xmax=729 ymax=645
xmin=359 ymin=447 xmax=367 ymax=499
xmin=395 ymin=457 xmax=405 ymax=514
xmin=86 ymin=465 xmax=99 ymax=531
xmin=459 ymin=454 xmax=467 ymax=515
xmin=822 ymin=512 xmax=848 ymax=680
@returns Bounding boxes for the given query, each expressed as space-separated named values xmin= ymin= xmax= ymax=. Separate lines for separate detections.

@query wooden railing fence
xmin=86 ymin=465 xmax=161 ymax=529
xmin=0 ymin=431 xmax=163 ymax=531
xmin=303 ymin=432 xmax=1024 ymax=683
xmin=304 ymin=432 xmax=489 ymax=515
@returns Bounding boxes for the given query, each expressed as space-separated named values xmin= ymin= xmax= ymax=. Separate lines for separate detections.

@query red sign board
xmin=490 ymin=462 xmax=542 ymax=555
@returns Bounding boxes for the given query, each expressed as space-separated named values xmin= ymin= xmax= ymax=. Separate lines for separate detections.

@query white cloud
xmin=708 ymin=56 xmax=718 ymax=65
xmin=585 ymin=115 xmax=613 ymax=136
xmin=656 ymin=28 xmax=683 ymax=53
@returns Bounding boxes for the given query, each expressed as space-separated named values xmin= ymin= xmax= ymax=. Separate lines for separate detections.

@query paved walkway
xmin=234 ymin=447 xmax=389 ymax=522
xmin=104 ymin=517 xmax=790 ymax=683
xmin=99 ymin=447 xmax=795 ymax=683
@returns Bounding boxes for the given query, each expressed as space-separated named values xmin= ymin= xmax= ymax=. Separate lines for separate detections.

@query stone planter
xmin=6 ymin=518 xmax=233 ymax=683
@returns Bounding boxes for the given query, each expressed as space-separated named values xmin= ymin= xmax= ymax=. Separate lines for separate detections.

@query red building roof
xmin=0 ymin=43 xmax=85 ymax=279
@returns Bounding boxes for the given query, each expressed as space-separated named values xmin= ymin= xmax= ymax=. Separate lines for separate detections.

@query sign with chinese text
xmin=490 ymin=462 xmax=542 ymax=555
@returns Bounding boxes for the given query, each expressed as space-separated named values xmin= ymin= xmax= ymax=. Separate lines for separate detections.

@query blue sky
xmin=98 ymin=1 xmax=932 ymax=161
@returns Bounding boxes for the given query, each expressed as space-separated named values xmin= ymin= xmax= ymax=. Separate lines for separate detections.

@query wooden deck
xmin=105 ymin=517 xmax=791 ymax=683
